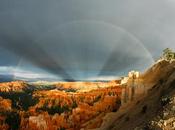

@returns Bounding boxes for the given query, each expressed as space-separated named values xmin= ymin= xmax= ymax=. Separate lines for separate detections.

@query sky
xmin=0 ymin=0 xmax=175 ymax=81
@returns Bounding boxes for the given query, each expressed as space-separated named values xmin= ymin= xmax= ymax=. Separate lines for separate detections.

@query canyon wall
xmin=121 ymin=71 xmax=148 ymax=105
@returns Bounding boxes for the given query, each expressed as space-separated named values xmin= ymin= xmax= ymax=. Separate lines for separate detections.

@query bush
xmin=93 ymin=95 xmax=101 ymax=103
xmin=38 ymin=104 xmax=70 ymax=115
xmin=5 ymin=112 xmax=20 ymax=130
xmin=72 ymin=101 xmax=78 ymax=109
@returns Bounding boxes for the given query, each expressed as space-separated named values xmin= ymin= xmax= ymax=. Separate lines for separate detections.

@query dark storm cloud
xmin=0 ymin=47 xmax=20 ymax=66
xmin=0 ymin=23 xmax=73 ymax=80
xmin=0 ymin=0 xmax=175 ymax=80
xmin=98 ymin=37 xmax=152 ymax=76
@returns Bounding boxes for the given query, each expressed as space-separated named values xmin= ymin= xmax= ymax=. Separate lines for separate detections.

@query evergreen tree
xmin=162 ymin=48 xmax=175 ymax=60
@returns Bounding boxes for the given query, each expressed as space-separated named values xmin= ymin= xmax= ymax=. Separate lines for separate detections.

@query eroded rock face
xmin=54 ymin=81 xmax=121 ymax=92
xmin=0 ymin=80 xmax=122 ymax=130
xmin=92 ymin=60 xmax=175 ymax=130
xmin=147 ymin=96 xmax=175 ymax=130
xmin=0 ymin=81 xmax=28 ymax=92
xmin=0 ymin=96 xmax=11 ymax=111
xmin=29 ymin=115 xmax=47 ymax=130
xmin=0 ymin=97 xmax=12 ymax=130
xmin=128 ymin=71 xmax=140 ymax=79
xmin=29 ymin=86 xmax=122 ymax=130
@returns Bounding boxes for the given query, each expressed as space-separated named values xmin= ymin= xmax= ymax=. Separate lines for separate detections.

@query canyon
xmin=0 ymin=79 xmax=122 ymax=130
xmin=0 ymin=58 xmax=175 ymax=130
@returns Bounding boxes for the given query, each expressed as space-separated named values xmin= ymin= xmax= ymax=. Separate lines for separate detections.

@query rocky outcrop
xmin=29 ymin=86 xmax=122 ymax=130
xmin=149 ymin=96 xmax=175 ymax=130
xmin=0 ymin=97 xmax=11 ymax=112
xmin=54 ymin=81 xmax=120 ymax=92
xmin=0 ymin=81 xmax=28 ymax=92
xmin=29 ymin=115 xmax=47 ymax=130
xmin=121 ymin=70 xmax=147 ymax=105
xmin=0 ymin=97 xmax=12 ymax=130
xmin=94 ymin=60 xmax=175 ymax=130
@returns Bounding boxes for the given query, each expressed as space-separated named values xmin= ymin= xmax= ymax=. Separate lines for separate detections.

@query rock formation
xmin=94 ymin=59 xmax=175 ymax=130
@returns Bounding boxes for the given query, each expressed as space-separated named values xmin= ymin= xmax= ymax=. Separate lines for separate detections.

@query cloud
xmin=0 ymin=0 xmax=175 ymax=80
xmin=86 ymin=75 xmax=120 ymax=81
xmin=0 ymin=66 xmax=62 ymax=81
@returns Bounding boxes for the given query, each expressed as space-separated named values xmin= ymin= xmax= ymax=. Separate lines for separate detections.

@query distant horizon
xmin=0 ymin=73 xmax=121 ymax=83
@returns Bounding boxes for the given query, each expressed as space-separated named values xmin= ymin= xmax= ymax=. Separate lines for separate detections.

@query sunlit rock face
xmin=0 ymin=81 xmax=28 ymax=92
xmin=0 ymin=80 xmax=122 ymax=130
xmin=0 ymin=97 xmax=11 ymax=112
xmin=29 ymin=115 xmax=47 ymax=130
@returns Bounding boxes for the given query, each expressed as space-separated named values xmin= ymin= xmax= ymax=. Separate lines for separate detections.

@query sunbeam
xmin=34 ymin=20 xmax=154 ymax=80
xmin=0 ymin=23 xmax=74 ymax=81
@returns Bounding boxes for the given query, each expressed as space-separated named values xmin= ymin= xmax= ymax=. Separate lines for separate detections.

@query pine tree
xmin=162 ymin=48 xmax=175 ymax=60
